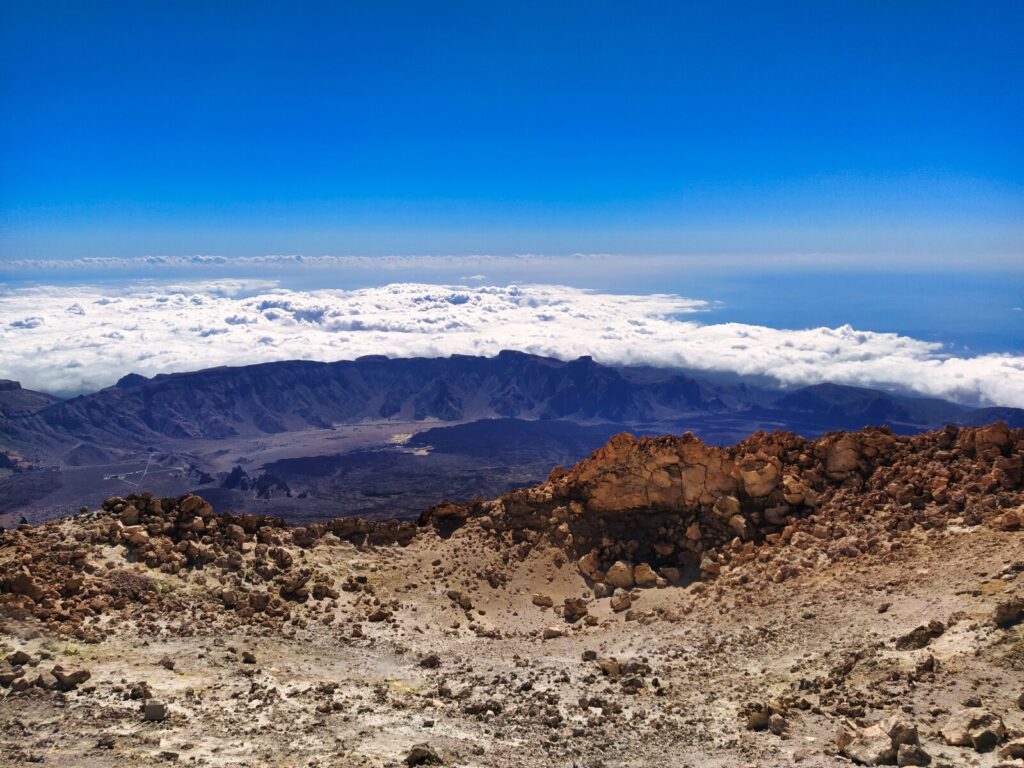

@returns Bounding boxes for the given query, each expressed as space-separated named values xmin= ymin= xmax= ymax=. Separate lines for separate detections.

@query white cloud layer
xmin=1 ymin=281 xmax=1022 ymax=407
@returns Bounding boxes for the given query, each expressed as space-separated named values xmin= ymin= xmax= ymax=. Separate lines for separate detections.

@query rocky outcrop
xmin=421 ymin=423 xmax=1024 ymax=591
xmin=0 ymin=492 xmax=416 ymax=641
xmin=3 ymin=422 xmax=1021 ymax=644
xmin=836 ymin=713 xmax=922 ymax=765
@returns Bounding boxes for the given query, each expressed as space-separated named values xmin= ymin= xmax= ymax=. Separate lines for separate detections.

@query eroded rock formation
xmin=422 ymin=422 xmax=1023 ymax=587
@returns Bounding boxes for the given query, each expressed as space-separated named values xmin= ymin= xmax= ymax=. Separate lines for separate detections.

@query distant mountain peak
xmin=115 ymin=373 xmax=149 ymax=389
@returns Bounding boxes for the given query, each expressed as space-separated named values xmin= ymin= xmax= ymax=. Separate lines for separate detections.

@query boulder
xmin=0 ymin=665 xmax=24 ymax=687
xmin=143 ymin=699 xmax=168 ymax=722
xmin=119 ymin=505 xmax=139 ymax=525
xmin=768 ymin=714 xmax=788 ymax=735
xmin=9 ymin=570 xmax=45 ymax=602
xmin=576 ymin=552 xmax=599 ymax=579
xmin=737 ymin=455 xmax=781 ymax=496
xmin=610 ymin=592 xmax=632 ymax=612
xmin=179 ymin=495 xmax=205 ymax=515
xmin=713 ymin=495 xmax=741 ymax=518
xmin=941 ymin=708 xmax=1004 ymax=751
xmin=32 ymin=671 xmax=58 ymax=690
xmin=51 ymin=665 xmax=91 ymax=691
xmin=994 ymin=598 xmax=1023 ymax=628
xmin=660 ymin=567 xmax=681 ymax=584
xmin=895 ymin=620 xmax=945 ymax=650
xmin=405 ymin=744 xmax=442 ymax=766
xmin=7 ymin=650 xmax=31 ymax=666
xmin=973 ymin=422 xmax=1011 ymax=458
xmin=632 ymin=563 xmax=658 ymax=588
xmin=1000 ymin=739 xmax=1024 ymax=760
xmin=531 ymin=593 xmax=553 ymax=608
xmin=838 ymin=714 xmax=919 ymax=766
xmin=745 ymin=705 xmax=771 ymax=731
xmin=127 ymin=529 xmax=150 ymax=547
xmin=605 ymin=561 xmax=634 ymax=589
xmin=896 ymin=743 xmax=931 ymax=766
xmin=837 ymin=722 xmax=897 ymax=765
xmin=563 ymin=597 xmax=589 ymax=623
xmin=827 ymin=436 xmax=861 ymax=474
xmin=879 ymin=714 xmax=919 ymax=749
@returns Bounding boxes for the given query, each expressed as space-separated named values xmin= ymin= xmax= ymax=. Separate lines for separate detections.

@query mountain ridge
xmin=3 ymin=352 xmax=1021 ymax=524
xmin=3 ymin=352 xmax=1021 ymax=458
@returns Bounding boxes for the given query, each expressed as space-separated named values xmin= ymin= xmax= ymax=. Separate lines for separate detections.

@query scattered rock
xmin=941 ymin=708 xmax=1005 ymax=751
xmin=33 ymin=670 xmax=57 ymax=690
xmin=51 ymin=665 xmax=91 ymax=691
xmin=896 ymin=743 xmax=931 ymax=766
xmin=609 ymin=592 xmax=631 ymax=612
xmin=563 ymin=597 xmax=589 ymax=622
xmin=632 ymin=563 xmax=658 ymax=588
xmin=838 ymin=714 xmax=919 ymax=766
xmin=838 ymin=721 xmax=896 ymax=765
xmin=895 ymin=620 xmax=945 ymax=650
xmin=768 ymin=714 xmax=788 ymax=735
xmin=1000 ymin=739 xmax=1024 ymax=760
xmin=143 ymin=699 xmax=168 ymax=722
xmin=405 ymin=744 xmax=442 ymax=765
xmin=994 ymin=598 xmax=1024 ymax=628
xmin=419 ymin=654 xmax=440 ymax=669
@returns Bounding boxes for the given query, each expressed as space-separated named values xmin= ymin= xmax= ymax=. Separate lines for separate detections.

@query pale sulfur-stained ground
xmin=2 ymin=513 xmax=1022 ymax=767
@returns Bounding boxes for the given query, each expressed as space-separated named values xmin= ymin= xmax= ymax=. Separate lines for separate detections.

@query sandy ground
xmin=2 ymin=513 xmax=1022 ymax=767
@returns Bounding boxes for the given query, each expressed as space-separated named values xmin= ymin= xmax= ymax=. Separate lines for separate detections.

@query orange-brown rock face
xmin=565 ymin=433 xmax=740 ymax=511
xmin=425 ymin=422 xmax=1023 ymax=584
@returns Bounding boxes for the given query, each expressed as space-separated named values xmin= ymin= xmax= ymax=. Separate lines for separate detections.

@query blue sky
xmin=1 ymin=0 xmax=1022 ymax=261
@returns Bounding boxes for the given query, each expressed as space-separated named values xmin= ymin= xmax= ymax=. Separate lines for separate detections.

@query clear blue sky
xmin=1 ymin=1 xmax=1021 ymax=261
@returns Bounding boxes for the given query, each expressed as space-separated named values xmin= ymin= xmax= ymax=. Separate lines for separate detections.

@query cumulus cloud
xmin=0 ymin=280 xmax=1022 ymax=407
xmin=8 ymin=316 xmax=44 ymax=329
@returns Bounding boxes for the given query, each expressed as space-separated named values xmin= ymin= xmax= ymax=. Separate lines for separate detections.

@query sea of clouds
xmin=1 ymin=280 xmax=1022 ymax=406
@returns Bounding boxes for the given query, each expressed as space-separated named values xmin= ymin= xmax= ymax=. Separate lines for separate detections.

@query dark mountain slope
xmin=2 ymin=354 xmax=1020 ymax=463
xmin=0 ymin=352 xmax=720 ymax=453
xmin=767 ymin=382 xmax=974 ymax=429
xmin=0 ymin=380 xmax=60 ymax=418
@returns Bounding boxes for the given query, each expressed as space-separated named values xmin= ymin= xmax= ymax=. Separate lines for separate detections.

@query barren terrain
xmin=2 ymin=423 xmax=1023 ymax=767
